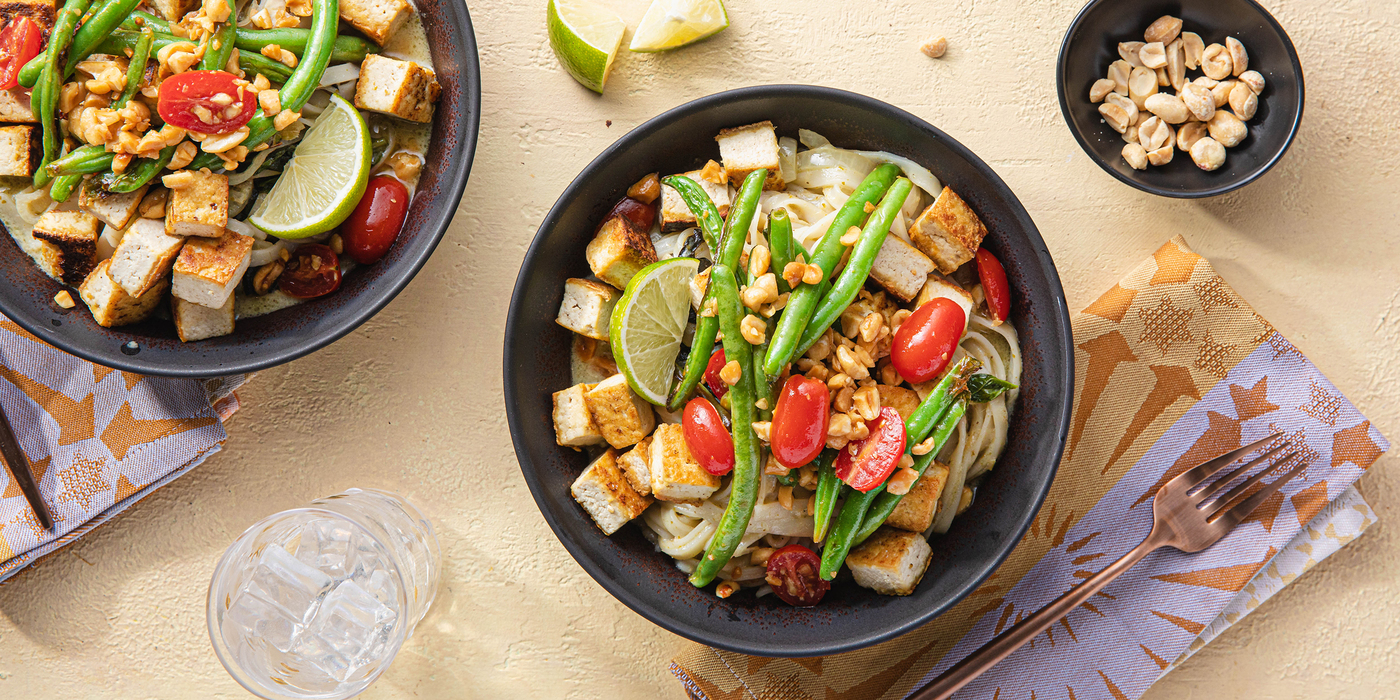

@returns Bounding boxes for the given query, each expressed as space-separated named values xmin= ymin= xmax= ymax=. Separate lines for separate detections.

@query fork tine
xmin=1169 ymin=432 xmax=1283 ymax=492
xmin=1192 ymin=444 xmax=1289 ymax=499
xmin=1214 ymin=456 xmax=1310 ymax=528
xmin=1202 ymin=450 xmax=1299 ymax=514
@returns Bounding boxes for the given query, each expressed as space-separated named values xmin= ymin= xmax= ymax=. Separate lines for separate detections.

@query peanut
xmin=827 ymin=413 xmax=852 ymax=437
xmin=885 ymin=467 xmax=919 ymax=496
xmin=1128 ymin=66 xmax=1157 ymax=109
xmin=801 ymin=264 xmax=823 ymax=285
xmin=1181 ymin=31 xmax=1204 ymax=70
xmin=1226 ymin=37 xmax=1248 ymax=76
xmin=1138 ymin=116 xmax=1172 ymax=151
xmin=1122 ymin=142 xmax=1149 ymax=170
xmin=1118 ymin=41 xmax=1146 ymax=67
xmin=1139 ymin=41 xmax=1167 ymax=69
xmin=1177 ymin=121 xmax=1209 ymax=151
xmin=1108 ymin=60 xmax=1132 ymax=95
xmin=1207 ymin=110 xmax=1247 ymax=147
xmin=751 ymin=421 xmax=772 ymax=442
xmin=1229 ymin=81 xmax=1258 ymax=121
xmin=1166 ymin=38 xmax=1186 ymax=91
xmin=627 ymin=172 xmax=661 ymax=203
xmin=740 ymin=315 xmax=766 ymax=345
xmin=1181 ymin=83 xmax=1215 ymax=122
xmin=719 ymin=360 xmax=742 ymax=386
xmin=1144 ymin=93 xmax=1190 ymax=124
xmin=748 ymin=245 xmax=770 ymax=278
xmin=920 ymin=36 xmax=947 ymax=59
xmin=858 ymin=312 xmax=883 ymax=343
xmin=1238 ymin=70 xmax=1265 ymax=95
xmin=1089 ymin=78 xmax=1116 ymax=103
xmin=833 ymin=386 xmax=854 ymax=413
xmin=839 ymin=225 xmax=861 ymax=246
xmin=1144 ymin=15 xmax=1183 ymax=45
xmin=1099 ymin=102 xmax=1131 ymax=134
xmin=1190 ymin=137 xmax=1226 ymax=171
xmin=1201 ymin=43 xmax=1232 ymax=80
xmin=1146 ymin=143 xmax=1174 ymax=166
xmin=1210 ymin=79 xmax=1235 ymax=108
xmin=852 ymin=385 xmax=881 ymax=421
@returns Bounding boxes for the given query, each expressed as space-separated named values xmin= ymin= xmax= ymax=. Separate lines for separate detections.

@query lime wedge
xmin=628 ymin=0 xmax=728 ymax=52
xmin=547 ymin=0 xmax=626 ymax=94
xmin=249 ymin=94 xmax=370 ymax=239
xmin=610 ymin=257 xmax=699 ymax=405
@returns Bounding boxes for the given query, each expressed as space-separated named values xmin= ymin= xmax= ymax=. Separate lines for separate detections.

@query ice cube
xmin=304 ymin=579 xmax=398 ymax=675
xmin=249 ymin=544 xmax=334 ymax=623
xmin=296 ymin=519 xmax=359 ymax=579
xmin=225 ymin=589 xmax=300 ymax=652
xmin=364 ymin=569 xmax=399 ymax=607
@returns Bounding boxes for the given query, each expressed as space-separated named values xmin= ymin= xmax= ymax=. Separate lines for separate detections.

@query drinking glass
xmin=207 ymin=488 xmax=440 ymax=699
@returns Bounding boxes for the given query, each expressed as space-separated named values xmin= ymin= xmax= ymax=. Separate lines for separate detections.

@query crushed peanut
xmin=748 ymin=245 xmax=770 ymax=278
xmin=751 ymin=421 xmax=772 ymax=442
xmin=911 ymin=436 xmax=937 ymax=456
xmin=777 ymin=485 xmax=794 ymax=510
xmin=739 ymin=314 xmax=766 ymax=344
xmin=801 ymin=263 xmax=823 ymax=285
xmin=827 ymin=413 xmax=852 ymax=437
xmin=782 ymin=261 xmax=806 ymax=288
xmin=386 ymin=152 xmax=422 ymax=181
xmin=715 ymin=581 xmax=739 ymax=599
xmin=273 ymin=109 xmax=301 ymax=131
xmin=138 ymin=188 xmax=167 ymax=218
xmin=920 ymin=36 xmax=948 ymax=59
xmin=719 ymin=360 xmax=742 ymax=386
xmin=885 ymin=467 xmax=919 ymax=495
xmin=852 ymin=385 xmax=881 ymax=421
xmin=833 ymin=386 xmax=854 ymax=413
xmin=53 ymin=290 xmax=76 ymax=309
xmin=699 ymin=159 xmax=725 ymax=184
xmin=840 ymin=225 xmax=861 ymax=246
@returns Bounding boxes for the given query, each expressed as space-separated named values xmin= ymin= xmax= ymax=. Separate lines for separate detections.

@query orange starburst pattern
xmin=1194 ymin=331 xmax=1238 ymax=378
xmin=1298 ymin=381 xmax=1343 ymax=426
xmin=1192 ymin=276 xmax=1239 ymax=314
xmin=1138 ymin=297 xmax=1193 ymax=355
xmin=55 ymin=452 xmax=111 ymax=511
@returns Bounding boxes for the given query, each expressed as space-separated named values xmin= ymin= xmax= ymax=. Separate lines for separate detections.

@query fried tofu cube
xmin=109 ymin=218 xmax=184 ymax=297
xmin=877 ymin=385 xmax=921 ymax=422
xmin=31 ymin=210 xmax=101 ymax=286
xmin=338 ymin=0 xmax=411 ymax=45
xmin=149 ymin=0 xmax=198 ymax=21
xmin=571 ymin=449 xmax=653 ymax=535
xmin=6 ymin=210 xmax=61 ymax=279
xmin=0 ymin=125 xmax=36 ymax=176
xmin=79 ymin=179 xmax=147 ymax=231
xmin=660 ymin=169 xmax=731 ymax=232
xmin=584 ymin=374 xmax=655 ymax=449
xmin=0 ymin=0 xmax=54 ymax=33
xmin=617 ymin=436 xmax=652 ymax=496
xmin=915 ymin=272 xmax=973 ymax=333
xmin=585 ymin=215 xmax=658 ymax=290
xmin=165 ymin=170 xmax=227 ymax=237
xmin=870 ymin=234 xmax=935 ymax=302
xmin=552 ymin=382 xmax=605 ymax=448
xmin=847 ymin=527 xmax=933 ymax=596
xmin=0 ymin=88 xmax=35 ymax=122
xmin=649 ymin=423 xmax=720 ymax=502
xmin=354 ymin=54 xmax=439 ymax=123
xmin=78 ymin=259 xmax=167 ymax=328
xmin=887 ymin=463 xmax=949 ymax=533
xmin=715 ymin=121 xmax=784 ymax=190
xmin=171 ymin=230 xmax=253 ymax=308
xmin=556 ymin=277 xmax=617 ymax=340
xmin=172 ymin=294 xmax=234 ymax=342
xmin=909 ymin=187 xmax=988 ymax=274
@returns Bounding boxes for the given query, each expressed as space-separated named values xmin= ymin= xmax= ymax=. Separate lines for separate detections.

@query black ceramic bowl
xmin=505 ymin=86 xmax=1074 ymax=656
xmin=1057 ymin=0 xmax=1304 ymax=198
xmin=0 ymin=3 xmax=480 ymax=377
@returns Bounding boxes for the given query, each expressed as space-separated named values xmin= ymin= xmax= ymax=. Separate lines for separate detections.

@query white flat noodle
xmin=854 ymin=150 xmax=943 ymax=201
xmin=318 ymin=63 xmax=361 ymax=87
xmin=778 ymin=136 xmax=797 ymax=183
xmin=759 ymin=191 xmax=829 ymax=226
xmin=793 ymin=209 xmax=838 ymax=255
xmin=798 ymin=129 xmax=831 ymax=148
xmin=746 ymin=502 xmax=815 ymax=537
xmin=821 ymin=185 xmax=850 ymax=210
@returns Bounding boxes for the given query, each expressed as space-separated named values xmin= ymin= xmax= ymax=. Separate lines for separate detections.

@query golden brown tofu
xmin=585 ymin=215 xmax=658 ymax=290
xmin=556 ymin=277 xmax=617 ymax=340
xmin=0 ymin=87 xmax=35 ymax=122
xmin=171 ymin=230 xmax=253 ymax=308
xmin=648 ymin=423 xmax=719 ymax=502
xmin=584 ymin=374 xmax=655 ymax=449
xmin=847 ymin=527 xmax=933 ymax=596
xmin=339 ymin=0 xmax=411 ymax=45
xmin=0 ymin=125 xmax=36 ymax=176
xmin=659 ymin=168 xmax=731 ymax=232
xmin=78 ymin=259 xmax=167 ymax=328
xmin=109 ymin=218 xmax=184 ymax=298
xmin=571 ymin=449 xmax=653 ymax=535
xmin=353 ymin=54 xmax=439 ymax=123
xmin=715 ymin=121 xmax=784 ymax=190
xmin=870 ymin=234 xmax=935 ymax=302
xmin=172 ymin=294 xmax=235 ymax=341
xmin=617 ymin=436 xmax=652 ymax=497
xmin=552 ymin=382 xmax=605 ymax=448
xmin=876 ymin=385 xmax=921 ymax=422
xmin=887 ymin=462 xmax=949 ymax=533
xmin=164 ymin=170 xmax=228 ymax=237
xmin=31 ymin=210 xmax=101 ymax=286
xmin=909 ymin=187 xmax=988 ymax=274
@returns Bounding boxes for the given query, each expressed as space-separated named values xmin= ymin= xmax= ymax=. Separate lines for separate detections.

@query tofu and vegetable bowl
xmin=0 ymin=0 xmax=478 ymax=373
xmin=506 ymin=87 xmax=1074 ymax=655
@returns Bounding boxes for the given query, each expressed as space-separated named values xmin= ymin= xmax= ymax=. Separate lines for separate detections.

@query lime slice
xmin=628 ymin=0 xmax=728 ymax=52
xmin=249 ymin=94 xmax=370 ymax=239
xmin=610 ymin=257 xmax=699 ymax=405
xmin=547 ymin=0 xmax=626 ymax=94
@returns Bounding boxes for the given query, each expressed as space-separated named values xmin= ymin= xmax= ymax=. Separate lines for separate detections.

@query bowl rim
xmin=0 ymin=4 xmax=481 ymax=378
xmin=504 ymin=84 xmax=1074 ymax=656
xmin=1055 ymin=0 xmax=1306 ymax=199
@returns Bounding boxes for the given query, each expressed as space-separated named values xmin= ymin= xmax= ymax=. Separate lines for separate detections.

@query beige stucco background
xmin=1 ymin=0 xmax=1398 ymax=697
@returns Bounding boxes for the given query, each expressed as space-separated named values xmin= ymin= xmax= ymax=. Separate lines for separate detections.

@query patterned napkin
xmin=0 ymin=316 xmax=242 ymax=584
xmin=672 ymin=236 xmax=1388 ymax=700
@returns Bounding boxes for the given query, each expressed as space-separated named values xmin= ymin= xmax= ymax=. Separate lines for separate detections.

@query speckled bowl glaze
xmin=0 ymin=4 xmax=479 ymax=377
xmin=505 ymin=86 xmax=1074 ymax=657
xmin=1057 ymin=0 xmax=1304 ymax=198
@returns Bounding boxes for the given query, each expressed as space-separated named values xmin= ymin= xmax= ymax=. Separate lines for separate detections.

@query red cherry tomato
xmin=341 ymin=176 xmax=409 ymax=264
xmin=702 ymin=348 xmax=728 ymax=398
xmin=157 ymin=70 xmax=259 ymax=134
xmin=976 ymin=248 xmax=1011 ymax=325
xmin=891 ymin=297 xmax=966 ymax=384
xmin=0 ymin=18 xmax=44 ymax=90
xmin=834 ymin=407 xmax=907 ymax=492
xmin=682 ymin=398 xmax=734 ymax=476
xmin=598 ymin=196 xmax=655 ymax=233
xmin=279 ymin=244 xmax=342 ymax=299
xmin=764 ymin=544 xmax=829 ymax=607
xmin=770 ymin=375 xmax=829 ymax=469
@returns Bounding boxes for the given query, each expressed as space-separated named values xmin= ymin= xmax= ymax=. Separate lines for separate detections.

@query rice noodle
xmin=318 ymin=62 xmax=360 ymax=87
xmin=228 ymin=148 xmax=273 ymax=185
xmin=248 ymin=238 xmax=285 ymax=266
xmin=225 ymin=217 xmax=266 ymax=240
xmin=13 ymin=188 xmax=51 ymax=224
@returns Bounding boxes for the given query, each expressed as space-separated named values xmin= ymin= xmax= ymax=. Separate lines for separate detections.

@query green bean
xmin=793 ymin=178 xmax=913 ymax=358
xmin=200 ymin=0 xmax=237 ymax=71
xmin=49 ymin=173 xmax=83 ymax=202
xmin=186 ymin=0 xmax=339 ymax=172
xmin=19 ymin=0 xmax=140 ymax=88
xmin=239 ymin=50 xmax=295 ymax=83
xmin=690 ymin=264 xmax=762 ymax=589
xmin=35 ymin=0 xmax=93 ymax=189
xmin=46 ymin=145 xmax=113 ymax=177
xmin=767 ymin=208 xmax=794 ymax=295
xmin=855 ymin=402 xmax=966 ymax=546
xmin=763 ymin=163 xmax=900 ymax=376
xmin=659 ymin=174 xmax=723 ymax=252
xmin=113 ymin=28 xmax=152 ymax=110
xmin=665 ymin=169 xmax=767 ymax=411
xmin=118 ymin=14 xmax=379 ymax=64
xmin=819 ymin=488 xmax=881 ymax=580
xmin=96 ymin=144 xmax=174 ymax=193
xmin=811 ymin=451 xmax=841 ymax=543
xmin=123 ymin=10 xmax=168 ymax=32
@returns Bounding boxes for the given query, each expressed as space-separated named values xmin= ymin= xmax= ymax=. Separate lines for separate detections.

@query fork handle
xmin=907 ymin=531 xmax=1167 ymax=700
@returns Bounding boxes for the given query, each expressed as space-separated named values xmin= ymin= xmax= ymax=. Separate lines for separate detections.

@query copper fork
xmin=909 ymin=432 xmax=1305 ymax=700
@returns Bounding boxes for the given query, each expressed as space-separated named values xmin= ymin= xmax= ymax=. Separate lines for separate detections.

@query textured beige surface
xmin=1 ymin=0 xmax=1398 ymax=697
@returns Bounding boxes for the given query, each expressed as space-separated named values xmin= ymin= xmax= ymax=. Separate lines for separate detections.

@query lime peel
xmin=547 ymin=0 xmax=627 ymax=94
xmin=610 ymin=257 xmax=699 ymax=405
xmin=249 ymin=94 xmax=370 ymax=239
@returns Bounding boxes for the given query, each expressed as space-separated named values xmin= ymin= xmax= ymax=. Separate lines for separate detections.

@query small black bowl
xmin=1057 ymin=0 xmax=1304 ymax=198
xmin=0 ymin=1 xmax=480 ymax=377
xmin=504 ymin=85 xmax=1074 ymax=657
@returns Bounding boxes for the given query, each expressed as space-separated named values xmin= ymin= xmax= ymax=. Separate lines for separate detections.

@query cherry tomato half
xmin=976 ymin=248 xmax=1011 ymax=325
xmin=682 ymin=397 xmax=734 ymax=476
xmin=341 ymin=176 xmax=409 ymax=264
xmin=279 ymin=244 xmax=342 ymax=299
xmin=891 ymin=297 xmax=966 ymax=384
xmin=597 ymin=196 xmax=655 ymax=233
xmin=834 ymin=407 xmax=907 ymax=492
xmin=702 ymin=348 xmax=728 ymax=398
xmin=770 ymin=375 xmax=829 ymax=469
xmin=764 ymin=544 xmax=829 ymax=607
xmin=0 ymin=18 xmax=44 ymax=91
xmin=157 ymin=70 xmax=259 ymax=134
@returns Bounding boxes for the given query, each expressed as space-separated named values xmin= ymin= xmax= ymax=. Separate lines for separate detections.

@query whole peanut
xmin=1208 ymin=110 xmax=1247 ymax=147
xmin=1145 ymin=93 xmax=1191 ymax=124
xmin=1229 ymin=81 xmax=1258 ymax=120
xmin=1190 ymin=137 xmax=1226 ymax=171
